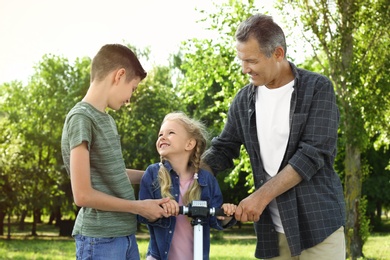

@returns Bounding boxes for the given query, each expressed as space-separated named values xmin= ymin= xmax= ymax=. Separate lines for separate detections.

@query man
xmin=202 ymin=14 xmax=346 ymax=259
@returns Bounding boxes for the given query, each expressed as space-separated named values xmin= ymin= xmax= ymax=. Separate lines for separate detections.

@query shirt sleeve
xmin=137 ymin=165 xmax=171 ymax=227
xmin=202 ymin=97 xmax=243 ymax=175
xmin=288 ymin=76 xmax=339 ymax=181
xmin=206 ymin=172 xmax=238 ymax=230
xmin=66 ymin=113 xmax=93 ymax=151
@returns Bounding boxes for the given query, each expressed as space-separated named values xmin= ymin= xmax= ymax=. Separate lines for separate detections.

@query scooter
xmin=179 ymin=200 xmax=226 ymax=260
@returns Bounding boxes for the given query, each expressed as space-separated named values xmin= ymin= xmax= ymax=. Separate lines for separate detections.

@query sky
xmin=0 ymin=0 xmax=222 ymax=84
xmin=0 ymin=1 xmax=295 ymax=85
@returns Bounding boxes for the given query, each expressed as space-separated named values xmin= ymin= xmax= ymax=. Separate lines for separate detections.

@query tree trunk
xmin=7 ymin=213 xmax=11 ymax=240
xmin=376 ymin=201 xmax=382 ymax=222
xmin=0 ymin=210 xmax=5 ymax=236
xmin=18 ymin=210 xmax=27 ymax=231
xmin=35 ymin=209 xmax=42 ymax=224
xmin=55 ymin=206 xmax=62 ymax=227
xmin=31 ymin=209 xmax=38 ymax=236
xmin=344 ymin=144 xmax=363 ymax=259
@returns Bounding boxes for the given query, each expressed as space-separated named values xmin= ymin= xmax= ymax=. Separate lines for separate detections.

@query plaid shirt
xmin=203 ymin=62 xmax=346 ymax=258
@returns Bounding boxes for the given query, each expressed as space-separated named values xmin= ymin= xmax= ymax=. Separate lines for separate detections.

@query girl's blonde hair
xmin=158 ymin=112 xmax=209 ymax=205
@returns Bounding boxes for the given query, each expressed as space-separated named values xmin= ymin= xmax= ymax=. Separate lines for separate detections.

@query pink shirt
xmin=168 ymin=178 xmax=194 ymax=260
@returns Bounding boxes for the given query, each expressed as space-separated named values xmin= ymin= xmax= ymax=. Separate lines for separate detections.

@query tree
xmin=0 ymin=106 xmax=23 ymax=238
xmin=362 ymin=141 xmax=390 ymax=230
xmin=276 ymin=0 xmax=390 ymax=258
xmin=176 ymin=0 xmax=258 ymax=197
xmin=0 ymin=55 xmax=90 ymax=236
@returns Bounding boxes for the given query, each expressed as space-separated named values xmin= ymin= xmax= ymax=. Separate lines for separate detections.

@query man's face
xmin=236 ymin=36 xmax=279 ymax=88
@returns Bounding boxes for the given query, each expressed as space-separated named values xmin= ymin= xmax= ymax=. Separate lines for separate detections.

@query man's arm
xmin=235 ymin=164 xmax=302 ymax=222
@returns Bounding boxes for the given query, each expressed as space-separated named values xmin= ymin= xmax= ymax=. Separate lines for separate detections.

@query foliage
xmin=0 ymin=54 xmax=90 ymax=234
xmin=358 ymin=196 xmax=370 ymax=245
xmin=0 ymin=42 xmax=185 ymax=235
xmin=276 ymin=0 xmax=390 ymax=258
xmin=362 ymin=143 xmax=390 ymax=230
xmin=176 ymin=0 xmax=260 ymax=196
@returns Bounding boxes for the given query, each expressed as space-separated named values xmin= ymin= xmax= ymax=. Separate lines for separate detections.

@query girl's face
xmin=156 ymin=120 xmax=195 ymax=159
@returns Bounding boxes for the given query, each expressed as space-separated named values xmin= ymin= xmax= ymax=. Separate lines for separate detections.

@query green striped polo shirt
xmin=61 ymin=102 xmax=136 ymax=237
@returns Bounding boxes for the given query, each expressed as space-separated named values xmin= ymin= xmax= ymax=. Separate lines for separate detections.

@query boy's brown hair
xmin=90 ymin=44 xmax=147 ymax=83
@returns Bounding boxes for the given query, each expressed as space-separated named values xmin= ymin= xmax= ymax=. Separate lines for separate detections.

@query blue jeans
xmin=74 ymin=234 xmax=140 ymax=260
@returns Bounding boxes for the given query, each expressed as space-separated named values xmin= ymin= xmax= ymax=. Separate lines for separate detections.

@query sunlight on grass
xmin=138 ymin=237 xmax=257 ymax=259
xmin=0 ymin=238 xmax=75 ymax=260
xmin=1 ymin=220 xmax=389 ymax=259
xmin=138 ymin=238 xmax=257 ymax=259
xmin=360 ymin=232 xmax=390 ymax=260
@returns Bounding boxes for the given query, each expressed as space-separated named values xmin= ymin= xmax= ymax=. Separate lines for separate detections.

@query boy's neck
xmin=82 ymin=83 xmax=109 ymax=113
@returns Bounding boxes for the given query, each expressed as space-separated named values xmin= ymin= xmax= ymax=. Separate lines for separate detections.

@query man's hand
xmin=235 ymin=192 xmax=265 ymax=222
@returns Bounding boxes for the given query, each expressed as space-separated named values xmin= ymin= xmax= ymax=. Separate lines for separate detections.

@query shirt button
xmin=175 ymin=194 xmax=178 ymax=197
xmin=169 ymin=230 xmax=172 ymax=233
xmin=260 ymin=179 xmax=264 ymax=184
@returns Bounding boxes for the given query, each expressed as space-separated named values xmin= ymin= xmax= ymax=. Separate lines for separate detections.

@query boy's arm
xmin=126 ymin=169 xmax=144 ymax=184
xmin=70 ymin=142 xmax=169 ymax=219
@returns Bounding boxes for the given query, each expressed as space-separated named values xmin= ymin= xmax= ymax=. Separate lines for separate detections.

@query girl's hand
xmin=217 ymin=203 xmax=237 ymax=221
xmin=222 ymin=203 xmax=237 ymax=216
xmin=161 ymin=199 xmax=179 ymax=216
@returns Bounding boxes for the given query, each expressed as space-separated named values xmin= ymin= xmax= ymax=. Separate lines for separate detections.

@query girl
xmin=138 ymin=112 xmax=236 ymax=260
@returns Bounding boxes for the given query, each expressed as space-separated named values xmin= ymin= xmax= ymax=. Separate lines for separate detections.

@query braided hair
xmin=158 ymin=112 xmax=209 ymax=205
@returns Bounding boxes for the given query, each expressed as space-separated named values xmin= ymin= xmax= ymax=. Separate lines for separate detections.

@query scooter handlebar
xmin=179 ymin=200 xmax=226 ymax=218
xmin=210 ymin=207 xmax=226 ymax=217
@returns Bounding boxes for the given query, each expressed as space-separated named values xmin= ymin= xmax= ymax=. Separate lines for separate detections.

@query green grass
xmin=1 ymin=219 xmax=389 ymax=259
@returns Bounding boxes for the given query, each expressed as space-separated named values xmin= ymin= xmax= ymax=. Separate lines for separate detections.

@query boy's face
xmin=109 ymin=73 xmax=141 ymax=110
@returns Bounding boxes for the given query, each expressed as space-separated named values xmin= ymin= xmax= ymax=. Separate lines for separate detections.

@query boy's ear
xmin=114 ymin=68 xmax=126 ymax=84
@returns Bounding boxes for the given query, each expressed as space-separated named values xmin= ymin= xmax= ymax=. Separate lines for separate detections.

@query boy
xmin=61 ymin=44 xmax=170 ymax=259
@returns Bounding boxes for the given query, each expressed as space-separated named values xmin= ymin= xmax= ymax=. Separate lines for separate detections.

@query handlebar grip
xmin=212 ymin=208 xmax=226 ymax=217
xmin=179 ymin=206 xmax=188 ymax=215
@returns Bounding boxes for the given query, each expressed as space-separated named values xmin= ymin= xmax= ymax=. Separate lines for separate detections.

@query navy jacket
xmin=138 ymin=161 xmax=234 ymax=260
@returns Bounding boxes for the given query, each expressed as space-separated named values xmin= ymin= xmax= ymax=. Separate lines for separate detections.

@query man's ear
xmin=273 ymin=46 xmax=285 ymax=61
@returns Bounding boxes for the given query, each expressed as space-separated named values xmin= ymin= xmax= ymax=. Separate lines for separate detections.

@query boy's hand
xmin=138 ymin=198 xmax=171 ymax=221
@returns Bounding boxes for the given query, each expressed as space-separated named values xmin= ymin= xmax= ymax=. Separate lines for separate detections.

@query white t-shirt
xmin=255 ymin=80 xmax=294 ymax=233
